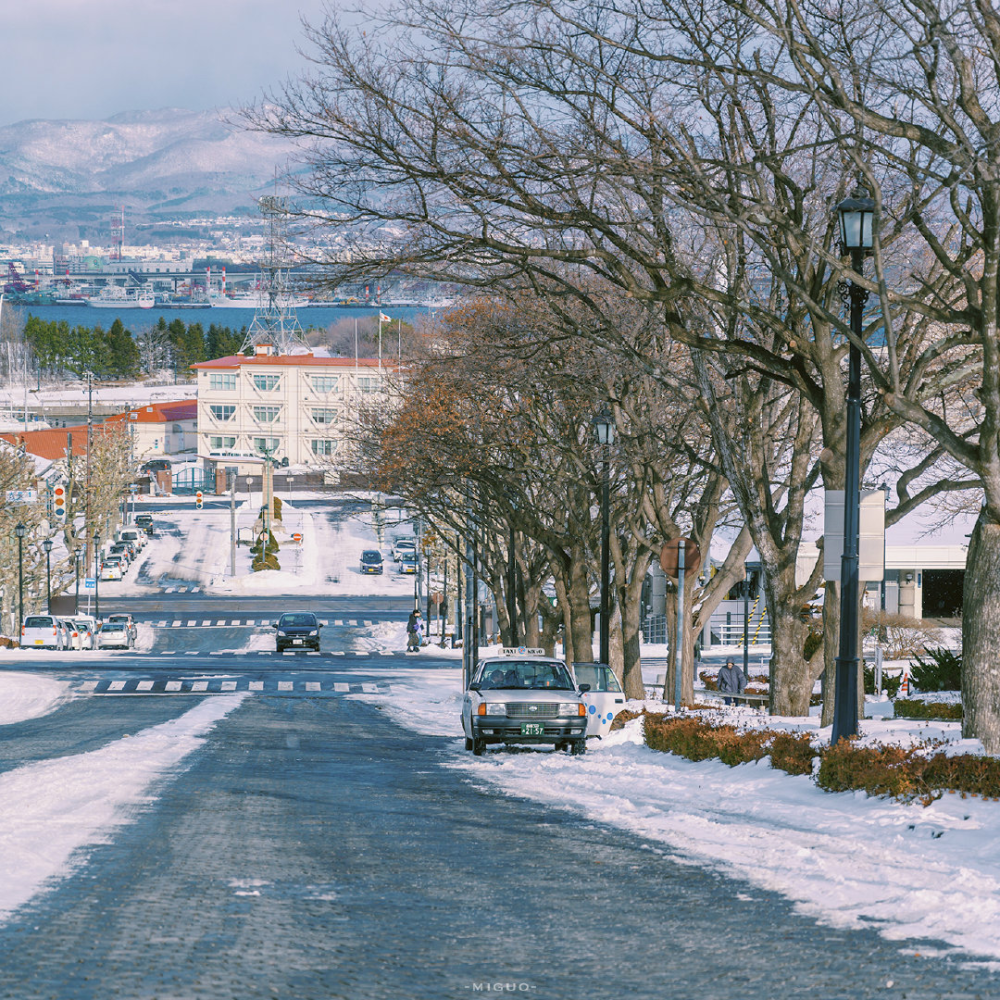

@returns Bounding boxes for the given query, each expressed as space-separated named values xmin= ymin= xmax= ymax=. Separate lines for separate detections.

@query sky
xmin=1 ymin=0 xmax=339 ymax=127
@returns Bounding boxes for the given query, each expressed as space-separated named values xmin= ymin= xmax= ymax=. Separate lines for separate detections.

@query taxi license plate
xmin=520 ymin=722 xmax=545 ymax=736
xmin=34 ymin=640 xmax=43 ymax=645
xmin=293 ymin=639 xmax=303 ymax=645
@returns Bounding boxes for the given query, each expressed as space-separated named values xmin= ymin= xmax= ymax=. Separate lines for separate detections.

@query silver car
xmin=97 ymin=619 xmax=132 ymax=650
xmin=461 ymin=653 xmax=590 ymax=756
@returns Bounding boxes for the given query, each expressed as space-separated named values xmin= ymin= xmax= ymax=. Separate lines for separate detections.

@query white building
xmin=191 ymin=349 xmax=391 ymax=472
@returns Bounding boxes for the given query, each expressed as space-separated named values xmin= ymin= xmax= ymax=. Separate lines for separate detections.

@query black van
xmin=360 ymin=550 xmax=384 ymax=574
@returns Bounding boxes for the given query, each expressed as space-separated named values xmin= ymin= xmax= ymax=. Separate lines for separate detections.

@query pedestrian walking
xmin=717 ymin=659 xmax=747 ymax=706
xmin=406 ymin=609 xmax=424 ymax=651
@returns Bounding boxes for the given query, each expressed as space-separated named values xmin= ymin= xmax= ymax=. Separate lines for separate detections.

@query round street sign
xmin=659 ymin=537 xmax=701 ymax=578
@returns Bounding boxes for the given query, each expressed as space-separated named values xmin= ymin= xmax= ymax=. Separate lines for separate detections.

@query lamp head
xmin=836 ymin=187 xmax=876 ymax=251
xmin=591 ymin=407 xmax=615 ymax=446
xmin=14 ymin=522 xmax=25 ymax=539
xmin=43 ymin=539 xmax=53 ymax=553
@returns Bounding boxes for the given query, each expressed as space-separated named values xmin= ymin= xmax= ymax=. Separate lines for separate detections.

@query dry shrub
xmin=609 ymin=709 xmax=641 ymax=731
xmin=861 ymin=609 xmax=943 ymax=659
xmin=768 ymin=732 xmax=817 ymax=775
xmin=893 ymin=699 xmax=963 ymax=721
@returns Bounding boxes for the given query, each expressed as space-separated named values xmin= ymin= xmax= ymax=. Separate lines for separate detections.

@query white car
xmin=97 ymin=619 xmax=132 ymax=649
xmin=391 ymin=536 xmax=417 ymax=562
xmin=573 ymin=663 xmax=627 ymax=737
xmin=20 ymin=614 xmax=65 ymax=649
xmin=461 ymin=651 xmax=590 ymax=756
xmin=105 ymin=613 xmax=138 ymax=645
xmin=101 ymin=557 xmax=124 ymax=581
xmin=71 ymin=618 xmax=97 ymax=650
xmin=116 ymin=527 xmax=146 ymax=551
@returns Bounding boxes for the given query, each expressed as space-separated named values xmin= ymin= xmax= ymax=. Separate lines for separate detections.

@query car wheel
xmin=571 ymin=740 xmax=587 ymax=756
xmin=472 ymin=738 xmax=485 ymax=756
xmin=276 ymin=644 xmax=284 ymax=653
xmin=464 ymin=737 xmax=474 ymax=751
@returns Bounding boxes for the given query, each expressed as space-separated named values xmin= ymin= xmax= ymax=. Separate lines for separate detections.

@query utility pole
xmin=229 ymin=470 xmax=236 ymax=576
xmin=84 ymin=371 xmax=93 ymax=576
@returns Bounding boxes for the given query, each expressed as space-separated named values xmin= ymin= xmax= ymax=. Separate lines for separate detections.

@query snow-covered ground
xmin=100 ymin=494 xmax=421 ymax=599
xmin=354 ymin=667 xmax=1000 ymax=967
xmin=0 ymin=675 xmax=244 ymax=917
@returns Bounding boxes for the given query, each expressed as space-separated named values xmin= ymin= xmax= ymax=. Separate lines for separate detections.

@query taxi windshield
xmin=478 ymin=660 xmax=574 ymax=691
xmin=279 ymin=614 xmax=316 ymax=626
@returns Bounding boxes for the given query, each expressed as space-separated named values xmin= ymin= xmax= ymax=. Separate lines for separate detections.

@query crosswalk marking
xmin=229 ymin=619 xmax=240 ymax=626
xmin=220 ymin=681 xmax=237 ymax=691
xmin=79 ymin=680 xmax=98 ymax=691
xmin=305 ymin=682 xmax=321 ymax=691
xmin=333 ymin=683 xmax=350 ymax=692
xmin=136 ymin=680 xmax=154 ymax=691
xmin=215 ymin=619 xmax=226 ymax=626
xmin=191 ymin=681 xmax=209 ymax=691
xmin=362 ymin=683 xmax=379 ymax=693
xmin=278 ymin=681 xmax=293 ymax=691
xmin=249 ymin=680 xmax=264 ymax=691
xmin=186 ymin=620 xmax=196 ymax=627
xmin=108 ymin=680 xmax=126 ymax=691
xmin=78 ymin=679 xmax=391 ymax=695
xmin=165 ymin=680 xmax=182 ymax=691
xmin=172 ymin=620 xmax=181 ymax=627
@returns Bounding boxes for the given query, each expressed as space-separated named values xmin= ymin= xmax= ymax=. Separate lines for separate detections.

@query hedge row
xmin=894 ymin=699 xmax=963 ymax=720
xmin=639 ymin=712 xmax=1000 ymax=803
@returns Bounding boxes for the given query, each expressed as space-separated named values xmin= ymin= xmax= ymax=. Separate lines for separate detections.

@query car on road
xmin=97 ymin=618 xmax=133 ymax=650
xmin=71 ymin=618 xmax=97 ymax=650
xmin=360 ymin=549 xmax=384 ymax=575
xmin=397 ymin=552 xmax=418 ymax=574
xmin=101 ymin=556 xmax=124 ymax=581
xmin=105 ymin=613 xmax=137 ymax=645
xmin=20 ymin=615 xmax=65 ymax=649
xmin=272 ymin=611 xmax=323 ymax=652
xmin=573 ymin=662 xmax=627 ymax=737
xmin=392 ymin=536 xmax=417 ymax=562
xmin=134 ymin=513 xmax=153 ymax=529
xmin=461 ymin=651 xmax=590 ymax=756
xmin=108 ymin=543 xmax=132 ymax=569
xmin=117 ymin=527 xmax=146 ymax=551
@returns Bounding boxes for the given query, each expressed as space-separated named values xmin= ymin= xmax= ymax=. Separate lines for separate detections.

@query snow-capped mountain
xmin=0 ymin=108 xmax=303 ymax=240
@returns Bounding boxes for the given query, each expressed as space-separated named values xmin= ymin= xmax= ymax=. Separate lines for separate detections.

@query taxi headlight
xmin=308 ymin=630 xmax=318 ymax=636
xmin=558 ymin=702 xmax=579 ymax=716
xmin=485 ymin=702 xmax=507 ymax=716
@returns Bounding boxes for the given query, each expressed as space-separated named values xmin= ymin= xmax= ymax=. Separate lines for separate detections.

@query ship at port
xmin=86 ymin=285 xmax=155 ymax=309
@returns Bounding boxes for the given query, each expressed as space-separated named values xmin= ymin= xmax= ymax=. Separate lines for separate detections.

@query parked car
xmin=100 ymin=556 xmax=124 ymax=581
xmin=392 ymin=536 xmax=417 ymax=562
xmin=134 ymin=513 xmax=153 ymax=529
xmin=116 ymin=527 xmax=146 ymax=551
xmin=271 ymin=611 xmax=323 ymax=652
xmin=572 ymin=663 xmax=627 ymax=737
xmin=105 ymin=613 xmax=137 ymax=645
xmin=108 ymin=543 xmax=132 ymax=569
xmin=97 ymin=618 xmax=132 ymax=650
xmin=360 ymin=549 xmax=384 ymax=575
xmin=398 ymin=552 xmax=418 ymax=574
xmin=461 ymin=652 xmax=590 ymax=756
xmin=72 ymin=617 xmax=97 ymax=650
xmin=20 ymin=614 xmax=65 ymax=650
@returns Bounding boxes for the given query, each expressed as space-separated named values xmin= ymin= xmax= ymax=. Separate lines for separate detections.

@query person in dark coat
xmin=717 ymin=659 xmax=747 ymax=706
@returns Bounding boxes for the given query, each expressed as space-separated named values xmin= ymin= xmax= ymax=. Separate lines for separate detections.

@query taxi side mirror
xmin=468 ymin=683 xmax=481 ymax=692
xmin=271 ymin=622 xmax=278 ymax=629
xmin=578 ymin=684 xmax=591 ymax=693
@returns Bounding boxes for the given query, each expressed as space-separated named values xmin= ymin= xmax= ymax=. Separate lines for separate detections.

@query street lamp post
xmin=832 ymin=188 xmax=876 ymax=745
xmin=75 ymin=550 xmax=81 ymax=614
xmin=43 ymin=538 xmax=53 ymax=613
xmin=93 ymin=530 xmax=101 ymax=621
xmin=592 ymin=408 xmax=615 ymax=665
xmin=14 ymin=523 xmax=25 ymax=633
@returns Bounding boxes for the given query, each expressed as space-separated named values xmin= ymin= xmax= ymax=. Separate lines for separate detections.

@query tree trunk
xmin=963 ymin=514 xmax=1000 ymax=752
xmin=661 ymin=590 xmax=697 ymax=705
xmin=820 ymin=581 xmax=840 ymax=727
xmin=619 ymin=584 xmax=645 ymax=699
xmin=567 ymin=555 xmax=595 ymax=664
xmin=768 ymin=595 xmax=813 ymax=716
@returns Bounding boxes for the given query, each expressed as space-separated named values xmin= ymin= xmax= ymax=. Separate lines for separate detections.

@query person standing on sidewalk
xmin=717 ymin=659 xmax=747 ymax=706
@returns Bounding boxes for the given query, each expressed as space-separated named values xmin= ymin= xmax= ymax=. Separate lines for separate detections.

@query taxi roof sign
xmin=500 ymin=646 xmax=546 ymax=656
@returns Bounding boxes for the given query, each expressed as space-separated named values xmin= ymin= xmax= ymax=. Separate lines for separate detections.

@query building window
xmin=252 ymin=374 xmax=281 ymax=391
xmin=311 ymin=375 xmax=339 ymax=393
xmin=254 ymin=437 xmax=281 ymax=454
xmin=253 ymin=406 xmax=281 ymax=423
xmin=209 ymin=373 xmax=237 ymax=390
xmin=358 ymin=377 xmax=379 ymax=393
xmin=210 ymin=436 xmax=237 ymax=449
xmin=311 ymin=408 xmax=338 ymax=425
xmin=311 ymin=440 xmax=337 ymax=456
xmin=209 ymin=405 xmax=236 ymax=421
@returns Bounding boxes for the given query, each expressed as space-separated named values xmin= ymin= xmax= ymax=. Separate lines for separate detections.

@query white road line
xmin=347 ymin=619 xmax=358 ymax=625
xmin=333 ymin=619 xmax=343 ymax=626
xmin=380 ymin=651 xmax=395 ymax=656
xmin=307 ymin=651 xmax=320 ymax=656
xmin=361 ymin=683 xmax=379 ymax=693
xmin=248 ymin=680 xmax=264 ymax=691
xmin=209 ymin=651 xmax=222 ymax=656
xmin=185 ymin=651 xmax=199 ymax=656
xmin=79 ymin=680 xmax=98 ymax=691
xmin=186 ymin=620 xmax=196 ymax=627
xmin=305 ymin=682 xmax=321 ymax=691
xmin=278 ymin=681 xmax=293 ymax=691
xmin=164 ymin=587 xmax=175 ymax=594
xmin=200 ymin=620 xmax=211 ymax=627
xmin=229 ymin=620 xmax=240 ymax=626
xmin=108 ymin=680 xmax=126 ymax=691
xmin=191 ymin=587 xmax=201 ymax=593
xmin=165 ymin=680 xmax=182 ymax=691
xmin=136 ymin=680 xmax=154 ymax=691
xmin=172 ymin=620 xmax=182 ymax=627
xmin=216 ymin=619 xmax=226 ymax=626
xmin=331 ymin=651 xmax=345 ymax=656
xmin=333 ymin=682 xmax=350 ymax=692
xmin=191 ymin=681 xmax=209 ymax=691
xmin=220 ymin=681 xmax=237 ymax=691
xmin=155 ymin=621 xmax=167 ymax=628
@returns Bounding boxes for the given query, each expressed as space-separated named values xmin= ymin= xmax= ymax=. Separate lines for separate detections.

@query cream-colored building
xmin=191 ymin=350 xmax=391 ymax=472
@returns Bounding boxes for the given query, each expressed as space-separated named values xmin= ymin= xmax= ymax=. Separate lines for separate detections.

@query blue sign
xmin=83 ymin=578 xmax=96 ymax=591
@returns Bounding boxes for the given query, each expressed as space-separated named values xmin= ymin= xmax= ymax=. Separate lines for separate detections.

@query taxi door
xmin=573 ymin=663 xmax=627 ymax=737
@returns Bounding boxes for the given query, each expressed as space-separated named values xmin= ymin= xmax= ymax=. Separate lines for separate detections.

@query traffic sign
xmin=659 ymin=537 xmax=701 ymax=578
xmin=5 ymin=489 xmax=37 ymax=505
xmin=292 ymin=532 xmax=302 ymax=543
xmin=83 ymin=578 xmax=96 ymax=591
xmin=53 ymin=484 xmax=66 ymax=519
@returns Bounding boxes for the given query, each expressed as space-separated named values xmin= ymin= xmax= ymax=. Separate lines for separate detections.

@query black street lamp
xmin=14 ymin=523 xmax=25 ymax=634
xmin=43 ymin=538 xmax=53 ymax=613
xmin=93 ymin=530 xmax=101 ymax=621
xmin=832 ymin=188 xmax=877 ymax=745
xmin=75 ymin=550 xmax=81 ymax=614
xmin=592 ymin=408 xmax=615 ymax=665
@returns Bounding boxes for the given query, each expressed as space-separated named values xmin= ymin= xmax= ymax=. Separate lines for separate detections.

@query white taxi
xmin=461 ymin=650 xmax=590 ymax=756
xmin=573 ymin=662 xmax=627 ymax=737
